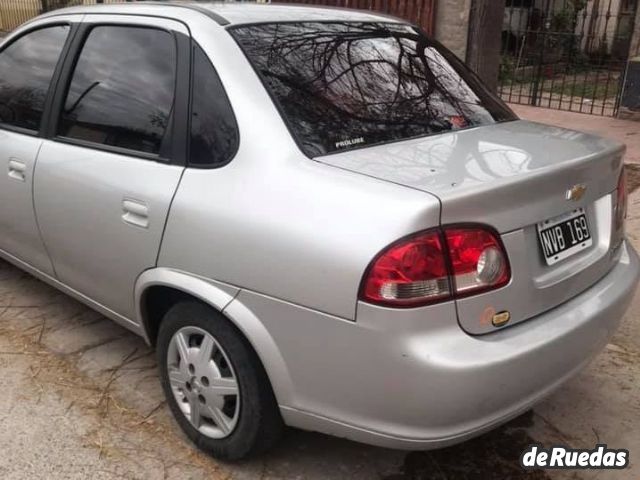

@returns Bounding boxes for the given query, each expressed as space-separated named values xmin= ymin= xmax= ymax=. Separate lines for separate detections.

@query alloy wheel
xmin=167 ymin=326 xmax=240 ymax=439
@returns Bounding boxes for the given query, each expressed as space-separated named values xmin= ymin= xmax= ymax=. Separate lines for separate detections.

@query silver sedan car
xmin=0 ymin=2 xmax=638 ymax=460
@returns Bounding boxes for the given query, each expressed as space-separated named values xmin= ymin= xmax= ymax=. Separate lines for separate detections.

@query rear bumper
xmin=276 ymin=241 xmax=639 ymax=450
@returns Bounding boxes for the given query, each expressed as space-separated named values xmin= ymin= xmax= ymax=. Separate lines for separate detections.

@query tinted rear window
xmin=58 ymin=26 xmax=176 ymax=155
xmin=0 ymin=25 xmax=69 ymax=131
xmin=231 ymin=22 xmax=515 ymax=157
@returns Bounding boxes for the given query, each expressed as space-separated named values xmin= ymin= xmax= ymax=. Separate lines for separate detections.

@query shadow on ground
xmin=245 ymin=411 xmax=551 ymax=480
xmin=381 ymin=412 xmax=550 ymax=480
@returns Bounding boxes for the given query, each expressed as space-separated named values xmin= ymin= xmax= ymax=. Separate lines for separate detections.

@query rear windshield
xmin=230 ymin=22 xmax=516 ymax=157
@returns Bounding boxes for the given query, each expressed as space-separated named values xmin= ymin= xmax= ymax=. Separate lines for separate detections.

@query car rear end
xmin=336 ymin=126 xmax=638 ymax=448
xmin=452 ymin=146 xmax=629 ymax=336
xmin=331 ymin=119 xmax=631 ymax=336
xmin=227 ymin=16 xmax=640 ymax=448
xmin=344 ymin=241 xmax=638 ymax=449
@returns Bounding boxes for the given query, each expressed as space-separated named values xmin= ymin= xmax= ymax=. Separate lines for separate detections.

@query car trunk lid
xmin=316 ymin=120 xmax=625 ymax=333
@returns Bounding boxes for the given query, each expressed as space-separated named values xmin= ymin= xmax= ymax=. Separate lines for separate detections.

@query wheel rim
xmin=167 ymin=326 xmax=240 ymax=439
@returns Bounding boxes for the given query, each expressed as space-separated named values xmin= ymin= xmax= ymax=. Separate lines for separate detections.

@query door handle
xmin=122 ymin=199 xmax=149 ymax=229
xmin=8 ymin=158 xmax=26 ymax=182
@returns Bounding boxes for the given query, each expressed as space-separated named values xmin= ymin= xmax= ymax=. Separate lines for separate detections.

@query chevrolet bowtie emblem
xmin=566 ymin=184 xmax=587 ymax=202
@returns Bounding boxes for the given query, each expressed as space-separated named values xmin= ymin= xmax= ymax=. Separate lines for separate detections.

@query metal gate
xmin=499 ymin=0 xmax=639 ymax=116
xmin=0 ymin=0 xmax=41 ymax=31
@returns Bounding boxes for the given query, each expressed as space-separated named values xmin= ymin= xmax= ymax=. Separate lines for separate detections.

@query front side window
xmin=231 ymin=22 xmax=516 ymax=157
xmin=58 ymin=26 xmax=177 ymax=155
xmin=0 ymin=25 xmax=70 ymax=131
xmin=190 ymin=45 xmax=238 ymax=166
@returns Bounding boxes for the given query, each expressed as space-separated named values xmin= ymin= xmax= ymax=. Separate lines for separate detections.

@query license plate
xmin=537 ymin=208 xmax=592 ymax=265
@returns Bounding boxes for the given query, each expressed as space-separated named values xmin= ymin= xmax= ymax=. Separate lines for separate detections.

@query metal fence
xmin=1 ymin=0 xmax=41 ymax=31
xmin=0 ymin=0 xmax=136 ymax=32
xmin=500 ymin=0 xmax=639 ymax=116
xmin=0 ymin=0 xmax=436 ymax=35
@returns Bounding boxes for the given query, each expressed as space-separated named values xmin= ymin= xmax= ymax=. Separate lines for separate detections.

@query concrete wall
xmin=619 ymin=4 xmax=640 ymax=119
xmin=433 ymin=0 xmax=472 ymax=60
xmin=630 ymin=2 xmax=640 ymax=59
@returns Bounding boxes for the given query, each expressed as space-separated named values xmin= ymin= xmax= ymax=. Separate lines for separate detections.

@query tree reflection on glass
xmin=232 ymin=22 xmax=514 ymax=157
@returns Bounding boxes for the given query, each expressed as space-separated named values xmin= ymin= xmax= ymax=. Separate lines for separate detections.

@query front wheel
xmin=157 ymin=301 xmax=283 ymax=460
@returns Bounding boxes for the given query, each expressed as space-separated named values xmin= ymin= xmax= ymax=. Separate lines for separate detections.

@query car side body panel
xmin=33 ymin=14 xmax=189 ymax=321
xmin=0 ymin=15 xmax=83 ymax=276
xmin=0 ymin=132 xmax=54 ymax=275
xmin=156 ymin=22 xmax=442 ymax=320
xmin=158 ymin=159 xmax=441 ymax=320
xmin=35 ymin=140 xmax=185 ymax=319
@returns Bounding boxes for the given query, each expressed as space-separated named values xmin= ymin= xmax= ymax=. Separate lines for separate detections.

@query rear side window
xmin=58 ymin=26 xmax=177 ymax=155
xmin=189 ymin=45 xmax=238 ymax=166
xmin=0 ymin=25 xmax=69 ymax=131
xmin=231 ymin=22 xmax=516 ymax=157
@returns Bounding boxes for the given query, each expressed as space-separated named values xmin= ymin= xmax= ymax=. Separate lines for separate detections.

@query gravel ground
xmin=0 ymin=107 xmax=639 ymax=479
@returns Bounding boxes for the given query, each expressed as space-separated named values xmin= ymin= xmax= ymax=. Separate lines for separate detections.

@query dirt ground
xmin=1 ymin=106 xmax=640 ymax=480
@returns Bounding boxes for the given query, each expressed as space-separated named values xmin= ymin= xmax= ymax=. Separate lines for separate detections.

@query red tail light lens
xmin=444 ymin=227 xmax=510 ymax=296
xmin=615 ymin=166 xmax=627 ymax=232
xmin=360 ymin=230 xmax=451 ymax=307
xmin=360 ymin=226 xmax=510 ymax=307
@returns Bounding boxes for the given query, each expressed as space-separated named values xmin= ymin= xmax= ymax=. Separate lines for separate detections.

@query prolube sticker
xmin=335 ymin=137 xmax=365 ymax=149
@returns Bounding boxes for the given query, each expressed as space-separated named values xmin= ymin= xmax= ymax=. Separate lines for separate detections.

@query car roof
xmin=38 ymin=2 xmax=402 ymax=27
xmin=195 ymin=3 xmax=400 ymax=25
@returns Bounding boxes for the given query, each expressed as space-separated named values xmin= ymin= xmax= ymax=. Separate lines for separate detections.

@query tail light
xmin=614 ymin=166 xmax=627 ymax=232
xmin=360 ymin=230 xmax=451 ymax=307
xmin=360 ymin=225 xmax=510 ymax=307
xmin=444 ymin=227 xmax=510 ymax=297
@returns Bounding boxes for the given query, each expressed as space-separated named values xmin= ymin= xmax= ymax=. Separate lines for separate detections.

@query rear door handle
xmin=8 ymin=158 xmax=26 ymax=182
xmin=122 ymin=199 xmax=149 ymax=229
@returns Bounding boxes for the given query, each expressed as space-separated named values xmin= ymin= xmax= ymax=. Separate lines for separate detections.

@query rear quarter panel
xmin=158 ymin=156 xmax=440 ymax=320
xmin=158 ymin=23 xmax=441 ymax=320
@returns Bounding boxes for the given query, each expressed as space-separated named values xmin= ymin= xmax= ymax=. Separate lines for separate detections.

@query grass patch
xmin=544 ymin=79 xmax=620 ymax=100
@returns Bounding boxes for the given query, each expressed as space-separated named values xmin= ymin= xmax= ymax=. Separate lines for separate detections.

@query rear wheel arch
xmin=140 ymin=285 xmax=194 ymax=347
xmin=135 ymin=268 xmax=238 ymax=346
xmin=134 ymin=268 xmax=295 ymax=405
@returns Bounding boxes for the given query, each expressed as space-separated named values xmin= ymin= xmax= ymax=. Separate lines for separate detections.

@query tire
xmin=157 ymin=301 xmax=284 ymax=460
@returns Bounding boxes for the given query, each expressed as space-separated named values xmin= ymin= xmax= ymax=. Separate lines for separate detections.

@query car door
xmin=34 ymin=16 xmax=189 ymax=320
xmin=0 ymin=22 xmax=74 ymax=276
